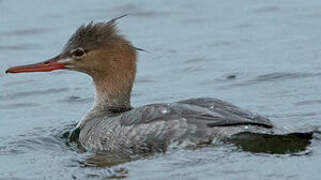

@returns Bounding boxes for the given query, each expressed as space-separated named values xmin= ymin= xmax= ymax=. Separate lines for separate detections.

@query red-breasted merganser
xmin=6 ymin=16 xmax=289 ymax=154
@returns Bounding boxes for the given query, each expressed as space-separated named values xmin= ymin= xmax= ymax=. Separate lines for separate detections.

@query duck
xmin=6 ymin=15 xmax=289 ymax=154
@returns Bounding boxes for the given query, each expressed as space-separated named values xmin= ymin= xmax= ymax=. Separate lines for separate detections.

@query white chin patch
xmin=57 ymin=57 xmax=73 ymax=64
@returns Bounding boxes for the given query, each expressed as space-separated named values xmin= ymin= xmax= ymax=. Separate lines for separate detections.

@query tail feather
xmin=228 ymin=132 xmax=313 ymax=154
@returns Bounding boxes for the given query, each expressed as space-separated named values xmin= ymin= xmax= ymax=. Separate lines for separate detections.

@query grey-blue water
xmin=1 ymin=0 xmax=321 ymax=179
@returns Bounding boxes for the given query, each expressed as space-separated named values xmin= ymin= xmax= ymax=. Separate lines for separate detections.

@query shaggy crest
xmin=63 ymin=15 xmax=128 ymax=53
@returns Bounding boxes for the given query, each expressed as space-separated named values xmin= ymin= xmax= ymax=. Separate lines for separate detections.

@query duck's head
xmin=6 ymin=15 xmax=137 ymax=108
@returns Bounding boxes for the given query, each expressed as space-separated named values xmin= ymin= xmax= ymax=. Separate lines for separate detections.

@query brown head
xmin=6 ymin=15 xmax=137 ymax=109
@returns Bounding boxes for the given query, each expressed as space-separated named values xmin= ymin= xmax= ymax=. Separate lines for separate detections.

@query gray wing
xmin=120 ymin=97 xmax=273 ymax=128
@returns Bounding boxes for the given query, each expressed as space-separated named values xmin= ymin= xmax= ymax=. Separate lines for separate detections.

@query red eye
xmin=72 ymin=48 xmax=85 ymax=57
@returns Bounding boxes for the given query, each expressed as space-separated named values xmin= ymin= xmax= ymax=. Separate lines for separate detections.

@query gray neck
xmin=77 ymin=78 xmax=132 ymax=129
xmin=91 ymin=72 xmax=133 ymax=109
xmin=94 ymin=88 xmax=131 ymax=109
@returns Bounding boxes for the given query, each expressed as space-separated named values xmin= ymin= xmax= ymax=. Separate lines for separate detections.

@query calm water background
xmin=1 ymin=0 xmax=321 ymax=179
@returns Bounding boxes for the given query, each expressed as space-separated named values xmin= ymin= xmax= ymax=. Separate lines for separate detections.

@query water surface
xmin=1 ymin=0 xmax=321 ymax=179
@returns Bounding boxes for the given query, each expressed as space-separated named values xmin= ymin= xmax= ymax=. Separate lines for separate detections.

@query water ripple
xmin=0 ymin=44 xmax=43 ymax=51
xmin=109 ymin=3 xmax=162 ymax=17
xmin=0 ymin=102 xmax=40 ymax=110
xmin=228 ymin=72 xmax=318 ymax=87
xmin=2 ymin=79 xmax=35 ymax=87
xmin=294 ymin=100 xmax=321 ymax=106
xmin=0 ymin=123 xmax=75 ymax=156
xmin=1 ymin=28 xmax=53 ymax=36
xmin=0 ymin=88 xmax=69 ymax=101
xmin=253 ymin=6 xmax=280 ymax=14
xmin=57 ymin=96 xmax=93 ymax=104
